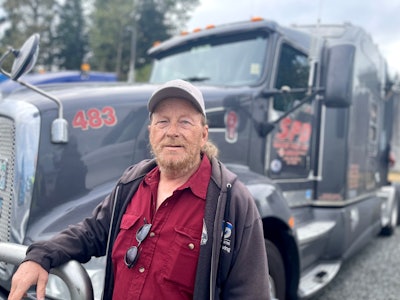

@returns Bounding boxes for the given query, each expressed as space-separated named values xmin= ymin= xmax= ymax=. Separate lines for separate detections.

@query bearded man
xmin=9 ymin=79 xmax=270 ymax=300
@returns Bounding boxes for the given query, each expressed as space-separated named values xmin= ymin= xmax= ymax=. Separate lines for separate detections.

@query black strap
xmin=217 ymin=182 xmax=232 ymax=289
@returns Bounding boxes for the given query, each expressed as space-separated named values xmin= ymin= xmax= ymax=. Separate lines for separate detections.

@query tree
xmin=88 ymin=0 xmax=199 ymax=80
xmin=0 ymin=0 xmax=199 ymax=78
xmin=88 ymin=0 xmax=133 ymax=76
xmin=54 ymin=0 xmax=88 ymax=70
xmin=0 ymin=0 xmax=59 ymax=70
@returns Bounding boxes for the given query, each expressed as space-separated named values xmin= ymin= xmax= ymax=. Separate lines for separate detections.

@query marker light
xmin=288 ymin=216 xmax=295 ymax=229
xmin=251 ymin=16 xmax=264 ymax=22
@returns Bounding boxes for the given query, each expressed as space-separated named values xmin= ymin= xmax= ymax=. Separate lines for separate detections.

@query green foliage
xmin=1 ymin=0 xmax=59 ymax=70
xmin=89 ymin=0 xmax=199 ymax=78
xmin=135 ymin=63 xmax=152 ymax=82
xmin=0 ymin=0 xmax=199 ymax=80
xmin=55 ymin=0 xmax=88 ymax=70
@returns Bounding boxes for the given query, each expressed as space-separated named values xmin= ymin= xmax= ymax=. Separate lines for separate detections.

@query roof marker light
xmin=251 ymin=16 xmax=264 ymax=22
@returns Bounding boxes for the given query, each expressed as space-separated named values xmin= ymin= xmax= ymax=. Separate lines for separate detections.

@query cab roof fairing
xmin=147 ymin=19 xmax=312 ymax=59
xmin=292 ymin=23 xmax=375 ymax=48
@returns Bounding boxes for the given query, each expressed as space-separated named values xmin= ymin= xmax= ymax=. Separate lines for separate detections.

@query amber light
xmin=288 ymin=216 xmax=295 ymax=229
xmin=251 ymin=16 xmax=264 ymax=22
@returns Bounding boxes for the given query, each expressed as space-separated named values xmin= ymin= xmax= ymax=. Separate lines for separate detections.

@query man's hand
xmin=8 ymin=261 xmax=48 ymax=300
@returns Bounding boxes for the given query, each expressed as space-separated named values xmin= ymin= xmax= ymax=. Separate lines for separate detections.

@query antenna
xmin=307 ymin=0 xmax=324 ymax=95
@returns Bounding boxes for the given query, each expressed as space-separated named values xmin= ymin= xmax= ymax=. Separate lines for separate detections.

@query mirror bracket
xmin=0 ymin=33 xmax=68 ymax=143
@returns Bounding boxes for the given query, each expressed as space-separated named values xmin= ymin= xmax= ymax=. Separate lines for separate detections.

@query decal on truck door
xmin=268 ymin=102 xmax=315 ymax=179
xmin=273 ymin=117 xmax=311 ymax=166
xmin=224 ymin=110 xmax=239 ymax=143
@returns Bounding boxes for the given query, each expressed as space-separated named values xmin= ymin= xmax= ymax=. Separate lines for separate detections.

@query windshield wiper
xmin=182 ymin=76 xmax=210 ymax=82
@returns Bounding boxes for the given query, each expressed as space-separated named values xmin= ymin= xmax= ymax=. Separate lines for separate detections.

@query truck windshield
xmin=149 ymin=32 xmax=268 ymax=86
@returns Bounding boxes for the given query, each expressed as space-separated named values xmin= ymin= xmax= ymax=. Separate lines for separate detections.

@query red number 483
xmin=72 ymin=106 xmax=117 ymax=130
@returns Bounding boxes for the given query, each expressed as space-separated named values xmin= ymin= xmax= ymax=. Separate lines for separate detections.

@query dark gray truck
xmin=0 ymin=18 xmax=399 ymax=299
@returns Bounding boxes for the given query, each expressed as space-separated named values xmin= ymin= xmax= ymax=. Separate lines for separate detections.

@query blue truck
xmin=0 ymin=18 xmax=399 ymax=299
xmin=0 ymin=70 xmax=117 ymax=97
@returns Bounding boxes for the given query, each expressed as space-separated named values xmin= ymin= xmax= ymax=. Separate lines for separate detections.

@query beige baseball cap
xmin=148 ymin=79 xmax=206 ymax=117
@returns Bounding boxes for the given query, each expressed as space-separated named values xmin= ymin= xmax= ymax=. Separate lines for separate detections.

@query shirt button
xmin=139 ymin=267 xmax=145 ymax=273
xmin=188 ymin=243 xmax=195 ymax=250
xmin=149 ymin=232 xmax=155 ymax=237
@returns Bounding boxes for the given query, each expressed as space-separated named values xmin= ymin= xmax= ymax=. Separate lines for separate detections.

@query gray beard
xmin=156 ymin=153 xmax=200 ymax=177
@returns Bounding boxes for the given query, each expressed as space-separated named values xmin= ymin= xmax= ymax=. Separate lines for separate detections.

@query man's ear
xmin=202 ymin=125 xmax=209 ymax=145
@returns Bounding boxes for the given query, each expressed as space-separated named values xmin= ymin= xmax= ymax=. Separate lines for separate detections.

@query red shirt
xmin=112 ymin=156 xmax=211 ymax=300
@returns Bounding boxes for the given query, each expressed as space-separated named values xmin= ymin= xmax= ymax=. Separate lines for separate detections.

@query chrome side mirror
xmin=0 ymin=34 xmax=68 ymax=143
xmin=0 ymin=33 xmax=40 ymax=80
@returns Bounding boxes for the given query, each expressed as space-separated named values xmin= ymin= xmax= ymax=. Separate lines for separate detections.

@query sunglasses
xmin=124 ymin=219 xmax=152 ymax=269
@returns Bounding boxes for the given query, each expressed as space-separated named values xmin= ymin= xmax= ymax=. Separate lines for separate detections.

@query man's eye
xmin=180 ymin=120 xmax=192 ymax=125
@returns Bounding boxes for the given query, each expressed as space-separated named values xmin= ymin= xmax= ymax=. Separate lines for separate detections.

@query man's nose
xmin=166 ymin=121 xmax=180 ymax=136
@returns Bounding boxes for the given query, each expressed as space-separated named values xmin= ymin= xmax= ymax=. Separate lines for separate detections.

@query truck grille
xmin=0 ymin=117 xmax=16 ymax=243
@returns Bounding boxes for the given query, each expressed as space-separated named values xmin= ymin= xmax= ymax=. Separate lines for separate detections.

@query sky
xmin=187 ymin=0 xmax=400 ymax=78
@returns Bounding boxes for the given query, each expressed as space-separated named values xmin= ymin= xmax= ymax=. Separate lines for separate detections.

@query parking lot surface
xmin=308 ymin=229 xmax=400 ymax=300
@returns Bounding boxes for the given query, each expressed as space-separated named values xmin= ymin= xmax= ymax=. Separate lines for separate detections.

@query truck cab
xmin=147 ymin=18 xmax=398 ymax=298
xmin=0 ymin=18 xmax=398 ymax=299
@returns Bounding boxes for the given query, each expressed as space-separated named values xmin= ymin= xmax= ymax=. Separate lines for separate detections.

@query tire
xmin=266 ymin=239 xmax=286 ymax=300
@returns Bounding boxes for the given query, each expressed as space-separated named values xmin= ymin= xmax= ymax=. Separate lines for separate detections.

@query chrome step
xmin=296 ymin=220 xmax=336 ymax=245
xmin=298 ymin=261 xmax=341 ymax=298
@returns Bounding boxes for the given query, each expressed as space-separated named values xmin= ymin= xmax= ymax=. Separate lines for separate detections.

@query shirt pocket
xmin=120 ymin=213 xmax=142 ymax=230
xmin=163 ymin=226 xmax=201 ymax=291
xmin=112 ymin=213 xmax=142 ymax=266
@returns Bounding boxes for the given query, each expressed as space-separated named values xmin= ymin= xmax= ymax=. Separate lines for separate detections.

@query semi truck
xmin=0 ymin=18 xmax=399 ymax=299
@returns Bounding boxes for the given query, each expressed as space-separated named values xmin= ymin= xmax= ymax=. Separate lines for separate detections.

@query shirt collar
xmin=144 ymin=155 xmax=211 ymax=200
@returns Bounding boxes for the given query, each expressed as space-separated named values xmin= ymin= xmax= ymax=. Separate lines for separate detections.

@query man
xmin=9 ymin=79 xmax=270 ymax=299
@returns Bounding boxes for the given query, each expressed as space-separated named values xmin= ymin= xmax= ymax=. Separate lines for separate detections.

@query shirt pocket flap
xmin=120 ymin=214 xmax=141 ymax=230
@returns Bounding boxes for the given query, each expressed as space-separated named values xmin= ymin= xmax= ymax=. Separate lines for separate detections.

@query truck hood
xmin=3 ymin=81 xmax=257 ymax=111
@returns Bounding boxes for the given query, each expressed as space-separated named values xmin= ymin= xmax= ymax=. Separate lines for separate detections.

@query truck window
xmin=268 ymin=44 xmax=314 ymax=179
xmin=149 ymin=31 xmax=268 ymax=87
xmin=273 ymin=44 xmax=309 ymax=112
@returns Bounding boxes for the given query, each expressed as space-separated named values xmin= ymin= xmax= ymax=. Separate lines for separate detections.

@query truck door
xmin=266 ymin=43 xmax=316 ymax=187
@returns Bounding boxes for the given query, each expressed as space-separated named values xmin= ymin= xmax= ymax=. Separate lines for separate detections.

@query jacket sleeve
xmin=221 ymin=180 xmax=271 ymax=300
xmin=23 ymin=183 xmax=118 ymax=272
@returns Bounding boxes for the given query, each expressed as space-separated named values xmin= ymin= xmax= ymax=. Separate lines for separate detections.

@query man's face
xmin=149 ymin=98 xmax=208 ymax=173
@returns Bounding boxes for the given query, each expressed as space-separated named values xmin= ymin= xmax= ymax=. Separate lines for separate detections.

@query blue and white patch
xmin=201 ymin=218 xmax=208 ymax=245
xmin=221 ymin=221 xmax=233 ymax=253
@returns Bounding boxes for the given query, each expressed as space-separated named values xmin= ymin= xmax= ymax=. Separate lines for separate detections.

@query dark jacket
xmin=25 ymin=157 xmax=270 ymax=299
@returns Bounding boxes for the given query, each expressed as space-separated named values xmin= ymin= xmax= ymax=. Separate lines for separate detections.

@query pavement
xmin=308 ymin=227 xmax=400 ymax=300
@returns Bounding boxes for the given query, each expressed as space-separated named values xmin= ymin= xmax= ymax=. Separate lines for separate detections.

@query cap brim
xmin=148 ymin=86 xmax=204 ymax=116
